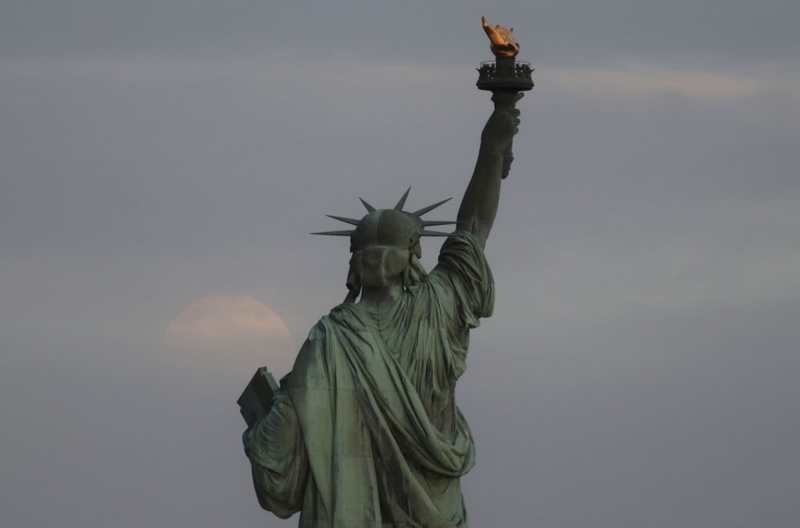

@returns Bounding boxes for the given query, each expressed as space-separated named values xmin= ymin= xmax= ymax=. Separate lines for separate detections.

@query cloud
xmin=546 ymin=63 xmax=800 ymax=103
xmin=1 ymin=55 xmax=470 ymax=128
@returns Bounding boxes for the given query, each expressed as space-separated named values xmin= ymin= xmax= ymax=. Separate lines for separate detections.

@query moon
xmin=164 ymin=294 xmax=296 ymax=376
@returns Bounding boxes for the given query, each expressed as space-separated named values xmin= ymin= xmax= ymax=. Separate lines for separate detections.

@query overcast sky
xmin=2 ymin=1 xmax=800 ymax=527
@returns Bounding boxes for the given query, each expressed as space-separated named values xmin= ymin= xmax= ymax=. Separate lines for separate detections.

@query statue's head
xmin=313 ymin=189 xmax=453 ymax=302
xmin=348 ymin=209 xmax=421 ymax=291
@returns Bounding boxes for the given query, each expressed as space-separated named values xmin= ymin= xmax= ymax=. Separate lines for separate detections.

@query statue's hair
xmin=343 ymin=249 xmax=429 ymax=304
xmin=314 ymin=188 xmax=452 ymax=303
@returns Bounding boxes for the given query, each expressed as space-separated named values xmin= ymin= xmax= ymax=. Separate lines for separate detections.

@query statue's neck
xmin=359 ymin=282 xmax=403 ymax=312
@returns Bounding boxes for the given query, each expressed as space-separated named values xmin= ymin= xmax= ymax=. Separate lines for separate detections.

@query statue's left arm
xmin=243 ymin=392 xmax=307 ymax=517
xmin=456 ymin=92 xmax=522 ymax=250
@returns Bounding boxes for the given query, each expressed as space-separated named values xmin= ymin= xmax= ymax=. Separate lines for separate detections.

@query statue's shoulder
xmin=329 ymin=302 xmax=355 ymax=316
xmin=325 ymin=302 xmax=362 ymax=326
xmin=303 ymin=311 xmax=342 ymax=342
xmin=434 ymin=230 xmax=489 ymax=272
xmin=295 ymin=312 xmax=344 ymax=360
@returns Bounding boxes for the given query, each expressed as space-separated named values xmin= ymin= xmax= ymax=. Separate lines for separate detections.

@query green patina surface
xmin=241 ymin=26 xmax=525 ymax=522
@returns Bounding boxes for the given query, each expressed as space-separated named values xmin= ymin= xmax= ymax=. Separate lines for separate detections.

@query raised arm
xmin=456 ymin=92 xmax=522 ymax=249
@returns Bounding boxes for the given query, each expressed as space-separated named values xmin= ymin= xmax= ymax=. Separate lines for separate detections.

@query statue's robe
xmin=244 ymin=231 xmax=494 ymax=527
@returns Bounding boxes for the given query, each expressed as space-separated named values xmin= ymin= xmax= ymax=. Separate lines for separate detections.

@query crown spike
xmin=326 ymin=214 xmax=361 ymax=226
xmin=311 ymin=230 xmax=354 ymax=236
xmin=420 ymin=230 xmax=451 ymax=237
xmin=359 ymin=198 xmax=376 ymax=212
xmin=394 ymin=187 xmax=411 ymax=211
xmin=413 ymin=197 xmax=453 ymax=217
xmin=315 ymin=190 xmax=454 ymax=239
xmin=422 ymin=220 xmax=457 ymax=227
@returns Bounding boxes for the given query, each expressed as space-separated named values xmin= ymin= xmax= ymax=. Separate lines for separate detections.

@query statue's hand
xmin=481 ymin=92 xmax=523 ymax=153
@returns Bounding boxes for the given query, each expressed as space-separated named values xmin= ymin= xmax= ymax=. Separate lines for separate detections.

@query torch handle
xmin=492 ymin=90 xmax=521 ymax=179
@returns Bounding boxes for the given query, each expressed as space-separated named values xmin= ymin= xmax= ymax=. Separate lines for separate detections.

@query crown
xmin=312 ymin=188 xmax=455 ymax=249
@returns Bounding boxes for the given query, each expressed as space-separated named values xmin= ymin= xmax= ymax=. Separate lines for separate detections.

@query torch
xmin=477 ymin=16 xmax=534 ymax=178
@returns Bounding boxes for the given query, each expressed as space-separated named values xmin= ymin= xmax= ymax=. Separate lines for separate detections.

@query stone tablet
xmin=237 ymin=367 xmax=279 ymax=429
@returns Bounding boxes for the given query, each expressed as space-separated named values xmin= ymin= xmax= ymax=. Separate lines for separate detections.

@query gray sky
xmin=2 ymin=1 xmax=799 ymax=527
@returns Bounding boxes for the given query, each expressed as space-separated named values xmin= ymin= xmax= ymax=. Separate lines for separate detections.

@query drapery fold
xmin=245 ymin=231 xmax=493 ymax=527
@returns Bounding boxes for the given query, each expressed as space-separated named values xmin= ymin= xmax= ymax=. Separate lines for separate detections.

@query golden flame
xmin=481 ymin=16 xmax=520 ymax=58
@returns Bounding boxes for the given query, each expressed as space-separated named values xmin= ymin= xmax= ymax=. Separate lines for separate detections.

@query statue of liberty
xmin=241 ymin=18 xmax=529 ymax=527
